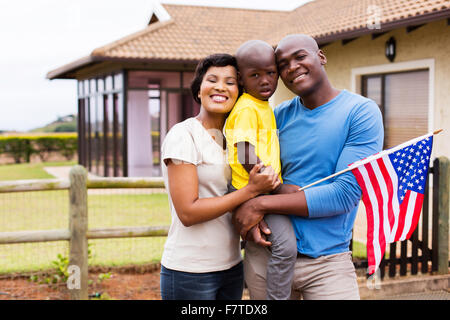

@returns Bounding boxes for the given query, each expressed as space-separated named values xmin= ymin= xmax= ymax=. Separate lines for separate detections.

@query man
xmin=233 ymin=34 xmax=384 ymax=300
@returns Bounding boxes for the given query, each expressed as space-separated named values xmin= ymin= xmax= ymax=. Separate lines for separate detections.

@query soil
xmin=0 ymin=270 xmax=161 ymax=300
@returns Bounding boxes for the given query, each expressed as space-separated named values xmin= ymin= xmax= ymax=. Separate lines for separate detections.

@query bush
xmin=0 ymin=133 xmax=78 ymax=163
xmin=0 ymin=137 xmax=33 ymax=163
xmin=54 ymin=122 xmax=77 ymax=132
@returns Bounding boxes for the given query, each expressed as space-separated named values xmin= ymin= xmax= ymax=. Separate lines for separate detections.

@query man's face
xmin=239 ymin=54 xmax=278 ymax=101
xmin=275 ymin=39 xmax=326 ymax=96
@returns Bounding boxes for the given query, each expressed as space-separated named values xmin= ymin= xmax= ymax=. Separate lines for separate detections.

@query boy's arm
xmin=237 ymin=141 xmax=296 ymax=194
xmin=236 ymin=141 xmax=262 ymax=174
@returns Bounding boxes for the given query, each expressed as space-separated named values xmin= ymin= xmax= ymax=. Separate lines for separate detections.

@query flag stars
xmin=387 ymin=136 xmax=433 ymax=201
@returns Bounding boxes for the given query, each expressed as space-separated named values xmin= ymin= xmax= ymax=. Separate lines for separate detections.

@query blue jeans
xmin=160 ymin=262 xmax=244 ymax=300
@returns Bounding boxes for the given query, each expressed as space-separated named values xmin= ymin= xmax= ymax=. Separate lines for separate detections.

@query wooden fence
xmin=0 ymin=165 xmax=168 ymax=300
xmin=0 ymin=158 xmax=448 ymax=300
xmin=351 ymin=157 xmax=449 ymax=279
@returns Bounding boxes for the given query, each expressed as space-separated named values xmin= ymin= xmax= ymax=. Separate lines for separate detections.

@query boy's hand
xmin=247 ymin=164 xmax=280 ymax=195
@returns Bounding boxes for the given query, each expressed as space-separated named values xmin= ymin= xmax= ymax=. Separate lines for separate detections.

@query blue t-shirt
xmin=274 ymin=90 xmax=384 ymax=257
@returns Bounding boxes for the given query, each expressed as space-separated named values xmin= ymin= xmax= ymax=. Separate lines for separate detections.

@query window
xmin=77 ymin=72 xmax=125 ymax=177
xmin=362 ymin=70 xmax=429 ymax=148
xmin=148 ymin=83 xmax=161 ymax=175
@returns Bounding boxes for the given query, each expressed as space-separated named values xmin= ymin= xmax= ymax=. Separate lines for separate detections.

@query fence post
xmin=435 ymin=157 xmax=449 ymax=275
xmin=68 ymin=165 xmax=88 ymax=300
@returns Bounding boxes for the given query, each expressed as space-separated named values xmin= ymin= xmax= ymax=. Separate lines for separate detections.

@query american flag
xmin=350 ymin=134 xmax=433 ymax=275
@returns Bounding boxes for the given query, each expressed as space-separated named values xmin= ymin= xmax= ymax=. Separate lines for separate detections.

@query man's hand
xmin=273 ymin=183 xmax=301 ymax=195
xmin=232 ymin=196 xmax=266 ymax=240
xmin=246 ymin=220 xmax=272 ymax=247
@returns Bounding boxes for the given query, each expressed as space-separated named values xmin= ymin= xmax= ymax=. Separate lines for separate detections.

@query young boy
xmin=224 ymin=40 xmax=298 ymax=300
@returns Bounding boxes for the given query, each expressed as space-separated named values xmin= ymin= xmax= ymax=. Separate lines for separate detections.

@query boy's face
xmin=239 ymin=53 xmax=278 ymax=101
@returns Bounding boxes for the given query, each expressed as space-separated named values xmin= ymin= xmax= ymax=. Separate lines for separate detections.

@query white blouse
xmin=161 ymin=117 xmax=242 ymax=273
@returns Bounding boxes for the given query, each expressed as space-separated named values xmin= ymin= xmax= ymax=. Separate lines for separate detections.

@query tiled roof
xmin=91 ymin=5 xmax=288 ymax=61
xmin=262 ymin=0 xmax=450 ymax=45
xmin=48 ymin=0 xmax=450 ymax=79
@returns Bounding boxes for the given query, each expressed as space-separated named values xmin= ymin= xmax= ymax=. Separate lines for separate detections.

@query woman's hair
xmin=190 ymin=53 xmax=242 ymax=104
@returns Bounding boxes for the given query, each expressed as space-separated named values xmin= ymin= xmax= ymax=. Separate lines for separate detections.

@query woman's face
xmin=198 ymin=65 xmax=239 ymax=114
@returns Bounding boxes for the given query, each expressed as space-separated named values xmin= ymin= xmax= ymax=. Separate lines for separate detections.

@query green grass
xmin=0 ymin=161 xmax=77 ymax=181
xmin=351 ymin=240 xmax=367 ymax=259
xmin=0 ymin=161 xmax=171 ymax=274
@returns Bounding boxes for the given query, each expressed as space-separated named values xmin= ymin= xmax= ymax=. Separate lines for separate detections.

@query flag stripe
xmin=357 ymin=165 xmax=382 ymax=273
xmin=372 ymin=159 xmax=392 ymax=248
xmin=400 ymin=191 xmax=418 ymax=241
xmin=376 ymin=157 xmax=395 ymax=233
xmin=365 ymin=163 xmax=386 ymax=264
xmin=394 ymin=190 xmax=411 ymax=241
xmin=381 ymin=155 xmax=400 ymax=243
xmin=352 ymin=166 xmax=377 ymax=274
xmin=406 ymin=193 xmax=424 ymax=239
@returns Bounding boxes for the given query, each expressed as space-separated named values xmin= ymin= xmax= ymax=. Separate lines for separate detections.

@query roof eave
xmin=315 ymin=8 xmax=450 ymax=45
xmin=46 ymin=55 xmax=105 ymax=80
xmin=46 ymin=55 xmax=199 ymax=80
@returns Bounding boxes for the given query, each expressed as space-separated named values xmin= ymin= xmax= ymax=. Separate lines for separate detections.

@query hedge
xmin=0 ymin=133 xmax=77 ymax=163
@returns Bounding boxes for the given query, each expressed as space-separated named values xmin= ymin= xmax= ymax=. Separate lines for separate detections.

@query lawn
xmin=0 ymin=161 xmax=171 ymax=274
xmin=0 ymin=161 xmax=77 ymax=181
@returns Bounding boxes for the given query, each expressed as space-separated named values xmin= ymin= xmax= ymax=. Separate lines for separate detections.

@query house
xmin=47 ymin=0 xmax=450 ymax=177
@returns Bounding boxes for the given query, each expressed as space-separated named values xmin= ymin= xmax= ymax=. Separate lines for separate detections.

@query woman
xmin=160 ymin=53 xmax=280 ymax=300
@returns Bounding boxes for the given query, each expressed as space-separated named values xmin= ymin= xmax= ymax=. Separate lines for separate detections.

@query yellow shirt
xmin=224 ymin=93 xmax=282 ymax=190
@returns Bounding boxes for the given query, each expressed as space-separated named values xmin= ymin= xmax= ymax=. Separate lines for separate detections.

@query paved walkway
xmin=378 ymin=290 xmax=450 ymax=300
xmin=43 ymin=166 xmax=97 ymax=180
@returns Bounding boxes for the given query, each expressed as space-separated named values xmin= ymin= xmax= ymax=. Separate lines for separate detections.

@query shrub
xmin=0 ymin=137 xmax=33 ymax=163
xmin=0 ymin=133 xmax=78 ymax=163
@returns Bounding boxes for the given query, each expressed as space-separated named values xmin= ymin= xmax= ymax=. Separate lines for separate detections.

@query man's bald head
xmin=275 ymin=34 xmax=319 ymax=55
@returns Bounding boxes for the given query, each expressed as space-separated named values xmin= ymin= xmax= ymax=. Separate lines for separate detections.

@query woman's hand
xmin=246 ymin=163 xmax=280 ymax=195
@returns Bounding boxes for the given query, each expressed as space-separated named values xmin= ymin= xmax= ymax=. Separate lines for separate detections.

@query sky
xmin=0 ymin=0 xmax=309 ymax=132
